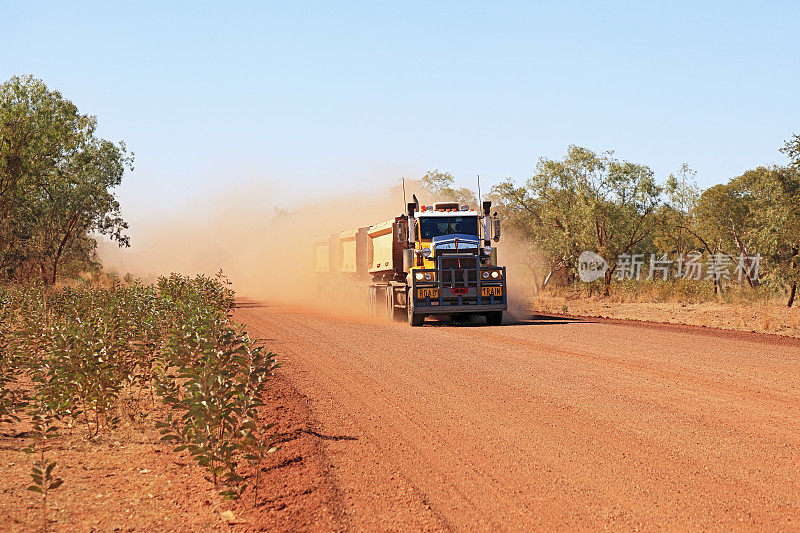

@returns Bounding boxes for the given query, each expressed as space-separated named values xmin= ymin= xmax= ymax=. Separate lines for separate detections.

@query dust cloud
xmin=499 ymin=236 xmax=541 ymax=321
xmin=100 ymin=179 xmax=536 ymax=320
xmin=100 ymin=179 xmax=425 ymax=310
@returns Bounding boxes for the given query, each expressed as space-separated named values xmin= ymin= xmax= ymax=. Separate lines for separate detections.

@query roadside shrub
xmin=0 ymin=270 xmax=279 ymax=521
xmin=156 ymin=284 xmax=278 ymax=498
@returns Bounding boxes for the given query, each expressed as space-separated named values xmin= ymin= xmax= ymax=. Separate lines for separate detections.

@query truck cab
xmin=405 ymin=201 xmax=505 ymax=326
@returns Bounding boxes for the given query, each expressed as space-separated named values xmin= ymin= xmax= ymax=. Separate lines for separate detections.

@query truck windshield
xmin=419 ymin=217 xmax=478 ymax=240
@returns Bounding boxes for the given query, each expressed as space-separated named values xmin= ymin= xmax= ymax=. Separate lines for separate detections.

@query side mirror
xmin=492 ymin=218 xmax=501 ymax=242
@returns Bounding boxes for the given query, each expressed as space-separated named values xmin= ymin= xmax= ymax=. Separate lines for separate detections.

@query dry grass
xmin=535 ymin=280 xmax=799 ymax=338
xmin=549 ymin=278 xmax=785 ymax=306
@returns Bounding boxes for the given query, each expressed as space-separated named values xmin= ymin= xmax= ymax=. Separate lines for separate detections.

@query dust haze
xmin=101 ymin=179 xmax=534 ymax=320
xmin=100 ymin=180 xmax=416 ymax=306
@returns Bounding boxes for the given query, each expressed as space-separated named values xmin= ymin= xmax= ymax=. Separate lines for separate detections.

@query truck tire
xmin=409 ymin=311 xmax=424 ymax=326
xmin=485 ymin=311 xmax=503 ymax=326
xmin=408 ymin=298 xmax=424 ymax=326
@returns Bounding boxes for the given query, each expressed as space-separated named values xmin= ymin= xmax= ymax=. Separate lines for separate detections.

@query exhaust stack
xmin=407 ymin=201 xmax=416 ymax=245
xmin=482 ymin=200 xmax=492 ymax=245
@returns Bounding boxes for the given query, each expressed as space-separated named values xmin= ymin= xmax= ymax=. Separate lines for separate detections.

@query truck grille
xmin=440 ymin=256 xmax=478 ymax=283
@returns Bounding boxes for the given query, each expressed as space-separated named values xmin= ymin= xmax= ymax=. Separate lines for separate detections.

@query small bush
xmin=0 ymin=270 xmax=278 ymax=527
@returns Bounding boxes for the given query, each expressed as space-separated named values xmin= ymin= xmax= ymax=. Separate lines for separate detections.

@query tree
xmin=689 ymin=165 xmax=800 ymax=303
xmin=658 ymin=163 xmax=700 ymax=260
xmin=419 ymin=170 xmax=477 ymax=207
xmin=690 ymin=182 xmax=754 ymax=292
xmin=781 ymin=133 xmax=800 ymax=171
xmin=735 ymin=165 xmax=800 ymax=305
xmin=0 ymin=75 xmax=132 ymax=284
xmin=491 ymin=176 xmax=584 ymax=290
xmin=493 ymin=146 xmax=663 ymax=295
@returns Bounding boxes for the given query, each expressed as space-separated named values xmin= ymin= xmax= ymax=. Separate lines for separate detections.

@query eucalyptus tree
xmin=735 ymin=165 xmax=800 ymax=305
xmin=782 ymin=133 xmax=800 ymax=171
xmin=0 ymin=75 xmax=132 ymax=284
xmin=689 ymin=164 xmax=800 ymax=301
xmin=494 ymin=146 xmax=663 ymax=294
xmin=658 ymin=163 xmax=701 ymax=260
xmin=419 ymin=169 xmax=477 ymax=206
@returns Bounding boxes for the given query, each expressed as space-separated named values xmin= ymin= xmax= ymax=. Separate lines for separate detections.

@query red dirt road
xmin=236 ymin=303 xmax=800 ymax=531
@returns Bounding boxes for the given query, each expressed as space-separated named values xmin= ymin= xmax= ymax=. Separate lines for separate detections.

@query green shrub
xmin=0 ymin=270 xmax=278 ymax=522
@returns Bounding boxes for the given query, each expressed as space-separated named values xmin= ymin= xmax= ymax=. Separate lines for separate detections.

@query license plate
xmin=481 ymin=286 xmax=502 ymax=297
xmin=417 ymin=288 xmax=438 ymax=299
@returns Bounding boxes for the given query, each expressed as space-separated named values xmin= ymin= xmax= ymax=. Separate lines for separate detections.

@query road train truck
xmin=313 ymin=199 xmax=506 ymax=326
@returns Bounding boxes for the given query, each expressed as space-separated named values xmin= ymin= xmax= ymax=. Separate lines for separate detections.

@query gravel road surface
xmin=236 ymin=303 xmax=800 ymax=531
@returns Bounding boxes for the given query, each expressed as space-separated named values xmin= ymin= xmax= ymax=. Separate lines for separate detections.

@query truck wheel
xmin=408 ymin=298 xmax=424 ymax=326
xmin=485 ymin=311 xmax=503 ymax=326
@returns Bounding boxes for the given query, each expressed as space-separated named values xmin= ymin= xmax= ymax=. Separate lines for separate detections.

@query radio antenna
xmin=402 ymin=177 xmax=407 ymax=211
xmin=477 ymin=174 xmax=482 ymax=205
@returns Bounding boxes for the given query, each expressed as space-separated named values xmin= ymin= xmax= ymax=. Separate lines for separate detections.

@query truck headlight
xmin=481 ymin=271 xmax=490 ymax=279
xmin=491 ymin=270 xmax=500 ymax=279
xmin=415 ymin=272 xmax=424 ymax=281
xmin=424 ymin=272 xmax=433 ymax=281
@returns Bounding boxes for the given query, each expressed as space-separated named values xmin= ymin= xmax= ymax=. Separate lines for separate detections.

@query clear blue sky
xmin=2 ymin=1 xmax=798 ymax=220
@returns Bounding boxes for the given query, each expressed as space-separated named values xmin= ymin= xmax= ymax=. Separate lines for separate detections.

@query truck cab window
xmin=419 ymin=217 xmax=479 ymax=240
